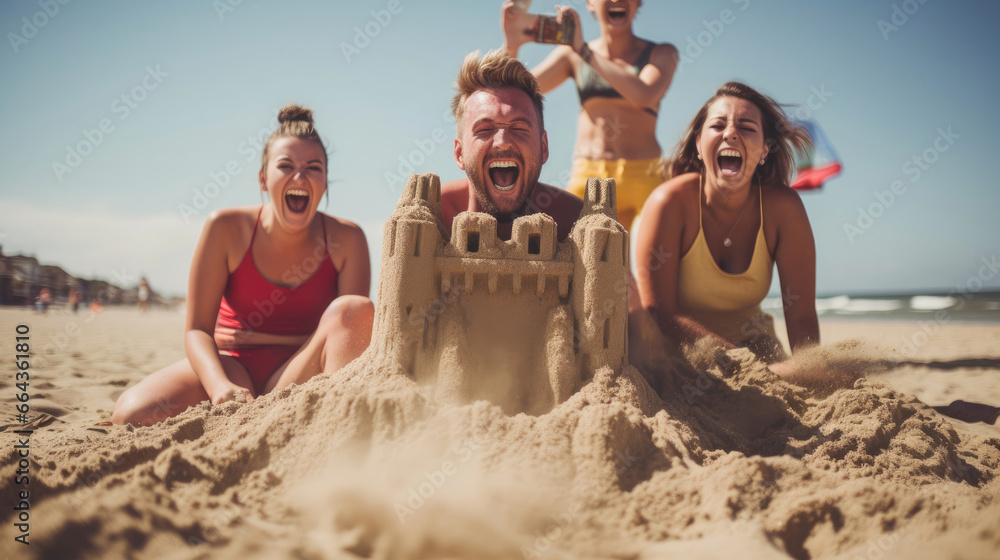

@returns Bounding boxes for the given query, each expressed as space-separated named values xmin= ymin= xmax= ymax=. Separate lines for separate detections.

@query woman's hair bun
xmin=277 ymin=103 xmax=314 ymax=125
xmin=261 ymin=103 xmax=326 ymax=173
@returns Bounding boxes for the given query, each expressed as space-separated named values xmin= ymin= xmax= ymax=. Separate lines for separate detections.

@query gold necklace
xmin=703 ymin=175 xmax=756 ymax=248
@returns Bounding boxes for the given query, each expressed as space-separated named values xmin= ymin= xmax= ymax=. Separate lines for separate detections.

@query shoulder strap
xmin=636 ymin=43 xmax=658 ymax=117
xmin=758 ymin=179 xmax=764 ymax=223
xmin=321 ymin=215 xmax=328 ymax=252
xmin=698 ymin=174 xmax=704 ymax=231
xmin=250 ymin=206 xmax=263 ymax=243
xmin=634 ymin=42 xmax=656 ymax=72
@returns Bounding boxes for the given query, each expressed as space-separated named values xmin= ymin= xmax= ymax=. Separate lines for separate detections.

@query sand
xmin=1 ymin=176 xmax=998 ymax=559
xmin=1 ymin=307 xmax=999 ymax=559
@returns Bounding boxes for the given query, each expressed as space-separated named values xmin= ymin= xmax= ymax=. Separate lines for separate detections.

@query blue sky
xmin=2 ymin=0 xmax=998 ymax=298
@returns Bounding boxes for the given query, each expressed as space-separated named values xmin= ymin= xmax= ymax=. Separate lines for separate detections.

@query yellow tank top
xmin=677 ymin=182 xmax=775 ymax=344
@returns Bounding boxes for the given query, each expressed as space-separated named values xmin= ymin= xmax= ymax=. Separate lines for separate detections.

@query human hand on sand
xmin=210 ymin=382 xmax=254 ymax=405
xmin=769 ymin=359 xmax=864 ymax=392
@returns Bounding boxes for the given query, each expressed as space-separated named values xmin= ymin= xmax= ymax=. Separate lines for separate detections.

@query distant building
xmin=0 ymin=247 xmax=42 ymax=305
xmin=0 ymin=246 xmax=144 ymax=307
xmin=368 ymin=174 xmax=628 ymax=415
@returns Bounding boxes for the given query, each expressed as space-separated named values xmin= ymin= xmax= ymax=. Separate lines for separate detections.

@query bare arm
xmin=499 ymin=1 xmax=535 ymax=57
xmin=185 ymin=211 xmax=253 ymax=403
xmin=331 ymin=219 xmax=371 ymax=298
xmin=770 ymin=188 xmax=819 ymax=352
xmin=635 ymin=178 xmax=735 ymax=350
xmin=500 ymin=1 xmax=574 ymax=94
xmin=764 ymin=188 xmax=846 ymax=389
xmin=531 ymin=46 xmax=576 ymax=94
xmin=561 ymin=8 xmax=678 ymax=112
xmin=214 ymin=327 xmax=309 ymax=349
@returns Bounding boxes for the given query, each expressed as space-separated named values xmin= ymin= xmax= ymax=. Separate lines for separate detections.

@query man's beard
xmin=465 ymin=160 xmax=541 ymax=221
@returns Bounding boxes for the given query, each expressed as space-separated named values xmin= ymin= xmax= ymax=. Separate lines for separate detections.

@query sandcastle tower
xmin=570 ymin=177 xmax=629 ymax=375
xmin=370 ymin=174 xmax=443 ymax=372
xmin=367 ymin=173 xmax=628 ymax=414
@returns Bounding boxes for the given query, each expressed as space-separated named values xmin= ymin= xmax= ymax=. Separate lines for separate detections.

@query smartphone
xmin=534 ymin=14 xmax=575 ymax=45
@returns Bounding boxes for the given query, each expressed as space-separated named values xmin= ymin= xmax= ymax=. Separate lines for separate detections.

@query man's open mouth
xmin=608 ymin=5 xmax=628 ymax=23
xmin=285 ymin=189 xmax=310 ymax=213
xmin=717 ymin=149 xmax=743 ymax=177
xmin=488 ymin=160 xmax=520 ymax=191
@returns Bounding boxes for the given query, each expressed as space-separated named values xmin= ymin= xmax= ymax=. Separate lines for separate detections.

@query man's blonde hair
xmin=450 ymin=49 xmax=545 ymax=131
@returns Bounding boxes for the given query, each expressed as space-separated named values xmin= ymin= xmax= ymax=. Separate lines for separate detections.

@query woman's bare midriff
xmin=573 ymin=100 xmax=661 ymax=160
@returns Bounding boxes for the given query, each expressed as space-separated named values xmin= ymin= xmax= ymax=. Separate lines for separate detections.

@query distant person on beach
xmin=35 ymin=287 xmax=52 ymax=314
xmin=68 ymin=288 xmax=81 ymax=313
xmin=441 ymin=49 xmax=583 ymax=240
xmin=138 ymin=277 xmax=150 ymax=312
xmin=113 ymin=104 xmax=374 ymax=426
xmin=500 ymin=0 xmax=678 ymax=232
xmin=633 ymin=82 xmax=829 ymax=385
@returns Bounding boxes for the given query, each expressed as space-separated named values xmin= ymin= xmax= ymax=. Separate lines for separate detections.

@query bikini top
xmin=217 ymin=207 xmax=338 ymax=334
xmin=575 ymin=41 xmax=658 ymax=117
xmin=676 ymin=182 xmax=773 ymax=321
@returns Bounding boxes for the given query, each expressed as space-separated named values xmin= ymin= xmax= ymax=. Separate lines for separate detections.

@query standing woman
xmin=114 ymin=105 xmax=374 ymax=426
xmin=501 ymin=0 xmax=678 ymax=232
xmin=634 ymin=82 xmax=820 ymax=381
xmin=137 ymin=277 xmax=150 ymax=313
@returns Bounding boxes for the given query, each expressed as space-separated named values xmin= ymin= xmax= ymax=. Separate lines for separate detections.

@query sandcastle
xmin=366 ymin=173 xmax=628 ymax=414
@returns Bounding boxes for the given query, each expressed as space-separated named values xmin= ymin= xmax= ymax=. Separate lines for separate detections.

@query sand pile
xmin=4 ymin=341 xmax=999 ymax=559
xmin=3 ymin=175 xmax=998 ymax=559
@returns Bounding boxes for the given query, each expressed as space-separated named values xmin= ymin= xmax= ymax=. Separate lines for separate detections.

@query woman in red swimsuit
xmin=113 ymin=104 xmax=374 ymax=426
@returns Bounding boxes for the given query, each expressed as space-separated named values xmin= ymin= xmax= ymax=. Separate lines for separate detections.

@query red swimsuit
xmin=216 ymin=208 xmax=338 ymax=392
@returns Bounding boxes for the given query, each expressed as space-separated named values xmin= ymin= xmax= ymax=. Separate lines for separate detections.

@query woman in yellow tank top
xmin=633 ymin=82 xmax=819 ymax=381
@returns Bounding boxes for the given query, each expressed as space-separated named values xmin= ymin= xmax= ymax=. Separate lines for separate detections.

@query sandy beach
xmin=1 ymin=306 xmax=998 ymax=559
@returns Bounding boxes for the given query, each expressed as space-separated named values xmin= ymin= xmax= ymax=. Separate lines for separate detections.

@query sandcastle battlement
xmin=579 ymin=173 xmax=619 ymax=221
xmin=369 ymin=173 xmax=628 ymax=414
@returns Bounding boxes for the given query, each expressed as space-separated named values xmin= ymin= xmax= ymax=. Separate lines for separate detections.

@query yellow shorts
xmin=566 ymin=158 xmax=663 ymax=233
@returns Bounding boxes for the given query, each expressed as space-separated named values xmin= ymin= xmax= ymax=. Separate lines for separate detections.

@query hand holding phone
xmin=534 ymin=14 xmax=575 ymax=45
xmin=501 ymin=1 xmax=541 ymax=53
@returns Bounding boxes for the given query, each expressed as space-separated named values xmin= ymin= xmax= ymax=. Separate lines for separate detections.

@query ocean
xmin=762 ymin=291 xmax=1000 ymax=323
